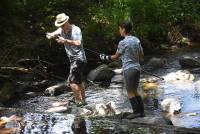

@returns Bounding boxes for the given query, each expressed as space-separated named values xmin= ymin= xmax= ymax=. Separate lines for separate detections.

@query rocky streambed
xmin=1 ymin=47 xmax=200 ymax=133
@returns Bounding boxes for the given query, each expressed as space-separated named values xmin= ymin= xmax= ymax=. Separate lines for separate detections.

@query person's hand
xmin=99 ymin=54 xmax=111 ymax=61
xmin=46 ymin=32 xmax=54 ymax=39
xmin=56 ymin=36 xmax=65 ymax=44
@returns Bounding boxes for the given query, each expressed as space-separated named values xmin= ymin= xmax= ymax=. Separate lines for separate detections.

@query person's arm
xmin=100 ymin=42 xmax=123 ymax=61
xmin=46 ymin=28 xmax=62 ymax=39
xmin=99 ymin=51 xmax=120 ymax=61
xmin=56 ymin=37 xmax=81 ymax=46
xmin=56 ymin=27 xmax=82 ymax=46
xmin=111 ymin=51 xmax=120 ymax=60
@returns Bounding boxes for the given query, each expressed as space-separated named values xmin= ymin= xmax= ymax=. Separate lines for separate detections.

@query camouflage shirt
xmin=117 ymin=35 xmax=143 ymax=71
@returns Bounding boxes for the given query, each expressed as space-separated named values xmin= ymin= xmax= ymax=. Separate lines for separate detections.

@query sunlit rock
xmin=52 ymin=101 xmax=68 ymax=107
xmin=45 ymin=106 xmax=68 ymax=113
xmin=161 ymin=98 xmax=181 ymax=115
xmin=186 ymin=112 xmax=198 ymax=116
xmin=81 ymin=101 xmax=120 ymax=117
xmin=0 ymin=115 xmax=22 ymax=133
xmin=94 ymin=101 xmax=120 ymax=116
xmin=163 ymin=70 xmax=194 ymax=82
xmin=44 ymin=81 xmax=70 ymax=96
xmin=80 ymin=108 xmax=93 ymax=116
xmin=0 ymin=115 xmax=22 ymax=122
xmin=113 ymin=68 xmax=123 ymax=74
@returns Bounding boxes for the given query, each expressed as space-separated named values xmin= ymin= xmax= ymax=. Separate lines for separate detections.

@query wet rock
xmin=93 ymin=101 xmax=120 ymax=116
xmin=144 ymin=57 xmax=167 ymax=71
xmin=80 ymin=108 xmax=93 ymax=116
xmin=161 ymin=98 xmax=181 ymax=115
xmin=186 ymin=112 xmax=198 ymax=116
xmin=113 ymin=68 xmax=123 ymax=74
xmin=44 ymin=81 xmax=71 ymax=96
xmin=179 ymin=56 xmax=200 ymax=68
xmin=25 ymin=92 xmax=38 ymax=97
xmin=111 ymin=74 xmax=123 ymax=83
xmin=163 ymin=70 xmax=194 ymax=82
xmin=52 ymin=101 xmax=68 ymax=107
xmin=189 ymin=67 xmax=200 ymax=73
xmin=108 ymin=61 xmax=121 ymax=69
xmin=0 ymin=115 xmax=22 ymax=133
xmin=87 ymin=64 xmax=114 ymax=82
xmin=80 ymin=101 xmax=120 ymax=117
xmin=128 ymin=116 xmax=172 ymax=126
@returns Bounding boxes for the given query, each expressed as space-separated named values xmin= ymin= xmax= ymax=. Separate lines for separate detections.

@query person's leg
xmin=70 ymin=83 xmax=85 ymax=102
xmin=136 ymin=96 xmax=145 ymax=116
xmin=69 ymin=60 xmax=86 ymax=105
xmin=124 ymin=68 xmax=144 ymax=118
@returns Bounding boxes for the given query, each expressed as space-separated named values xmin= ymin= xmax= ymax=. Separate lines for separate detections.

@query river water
xmin=1 ymin=47 xmax=200 ymax=133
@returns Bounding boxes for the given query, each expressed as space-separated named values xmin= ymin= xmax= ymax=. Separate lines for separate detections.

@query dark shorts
xmin=123 ymin=68 xmax=140 ymax=92
xmin=68 ymin=60 xmax=85 ymax=84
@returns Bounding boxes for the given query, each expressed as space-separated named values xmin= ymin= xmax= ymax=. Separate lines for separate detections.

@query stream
xmin=1 ymin=47 xmax=200 ymax=134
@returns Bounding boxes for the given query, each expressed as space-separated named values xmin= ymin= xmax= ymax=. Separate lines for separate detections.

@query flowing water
xmin=1 ymin=47 xmax=200 ymax=133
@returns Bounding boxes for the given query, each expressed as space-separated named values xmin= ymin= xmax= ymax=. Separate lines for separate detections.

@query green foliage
xmin=1 ymin=0 xmax=200 ymax=64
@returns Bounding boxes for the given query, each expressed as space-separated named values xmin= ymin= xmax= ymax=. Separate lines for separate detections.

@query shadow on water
xmin=1 ymin=47 xmax=200 ymax=133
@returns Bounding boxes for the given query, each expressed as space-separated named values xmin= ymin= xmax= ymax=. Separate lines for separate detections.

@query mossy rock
xmin=142 ymin=82 xmax=159 ymax=91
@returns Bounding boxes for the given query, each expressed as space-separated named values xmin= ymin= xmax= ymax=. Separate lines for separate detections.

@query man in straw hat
xmin=46 ymin=13 xmax=87 ymax=106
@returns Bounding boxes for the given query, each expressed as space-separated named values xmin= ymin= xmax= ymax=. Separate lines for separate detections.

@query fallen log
xmin=17 ymin=58 xmax=54 ymax=68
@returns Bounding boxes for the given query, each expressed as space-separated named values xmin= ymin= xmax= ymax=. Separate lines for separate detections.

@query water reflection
xmin=71 ymin=117 xmax=87 ymax=134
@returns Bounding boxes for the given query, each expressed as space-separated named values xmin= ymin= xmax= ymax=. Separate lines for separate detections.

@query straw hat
xmin=54 ymin=13 xmax=69 ymax=27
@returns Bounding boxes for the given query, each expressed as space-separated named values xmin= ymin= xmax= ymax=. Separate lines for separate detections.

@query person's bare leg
xmin=127 ymin=90 xmax=139 ymax=99
xmin=81 ymin=83 xmax=86 ymax=101
xmin=70 ymin=83 xmax=85 ymax=103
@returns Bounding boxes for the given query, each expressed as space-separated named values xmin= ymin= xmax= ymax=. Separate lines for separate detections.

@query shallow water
xmin=2 ymin=47 xmax=200 ymax=133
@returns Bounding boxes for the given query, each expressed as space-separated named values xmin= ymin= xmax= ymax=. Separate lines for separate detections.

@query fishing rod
xmin=84 ymin=48 xmax=101 ymax=55
xmin=85 ymin=47 xmax=164 ymax=80
xmin=141 ymin=69 xmax=164 ymax=80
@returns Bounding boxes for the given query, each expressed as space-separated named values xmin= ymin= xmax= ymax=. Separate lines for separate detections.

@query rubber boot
xmin=136 ymin=96 xmax=145 ymax=117
xmin=125 ymin=97 xmax=141 ymax=119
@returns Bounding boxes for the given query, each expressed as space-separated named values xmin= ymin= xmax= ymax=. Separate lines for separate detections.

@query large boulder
xmin=179 ymin=56 xmax=200 ymax=68
xmin=87 ymin=64 xmax=115 ymax=82
xmin=163 ymin=70 xmax=194 ymax=82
